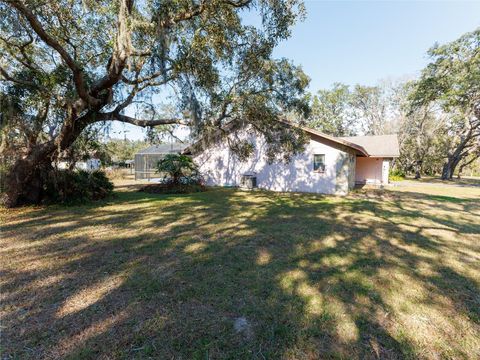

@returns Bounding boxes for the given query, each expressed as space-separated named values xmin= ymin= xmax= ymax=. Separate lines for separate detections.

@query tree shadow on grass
xmin=1 ymin=188 xmax=479 ymax=359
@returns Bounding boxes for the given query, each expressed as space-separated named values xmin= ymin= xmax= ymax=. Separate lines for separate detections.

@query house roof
xmin=298 ymin=126 xmax=369 ymax=157
xmin=183 ymin=120 xmax=399 ymax=158
xmin=339 ymin=135 xmax=400 ymax=158
xmin=136 ymin=143 xmax=189 ymax=155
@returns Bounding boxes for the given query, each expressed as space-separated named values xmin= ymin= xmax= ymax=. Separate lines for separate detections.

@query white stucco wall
xmin=193 ymin=129 xmax=356 ymax=195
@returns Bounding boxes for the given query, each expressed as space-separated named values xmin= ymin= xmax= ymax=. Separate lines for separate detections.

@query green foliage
xmin=156 ymin=154 xmax=199 ymax=185
xmin=44 ymin=170 xmax=113 ymax=204
xmin=307 ymin=82 xmax=398 ymax=136
xmin=394 ymin=81 xmax=447 ymax=177
xmin=411 ymin=29 xmax=480 ymax=112
xmin=105 ymin=139 xmax=149 ymax=164
xmin=389 ymin=168 xmax=405 ymax=182
xmin=1 ymin=0 xmax=310 ymax=207
xmin=62 ymin=126 xmax=110 ymax=167
xmin=308 ymin=83 xmax=357 ymax=136
xmin=410 ymin=29 xmax=480 ymax=179
xmin=0 ymin=0 xmax=310 ymax=163
xmin=350 ymin=84 xmax=391 ymax=135
xmin=0 ymin=162 xmax=9 ymax=193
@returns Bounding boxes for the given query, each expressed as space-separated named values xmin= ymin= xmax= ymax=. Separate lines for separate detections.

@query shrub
xmin=45 ymin=169 xmax=113 ymax=204
xmin=389 ymin=168 xmax=405 ymax=182
xmin=142 ymin=154 xmax=206 ymax=194
xmin=156 ymin=154 xmax=199 ymax=185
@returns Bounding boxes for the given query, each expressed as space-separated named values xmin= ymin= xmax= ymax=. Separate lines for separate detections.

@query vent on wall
xmin=240 ymin=174 xmax=257 ymax=189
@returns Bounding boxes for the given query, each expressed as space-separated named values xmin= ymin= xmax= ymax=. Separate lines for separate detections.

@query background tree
xmin=410 ymin=29 xmax=480 ymax=180
xmin=391 ymin=82 xmax=445 ymax=178
xmin=349 ymin=85 xmax=390 ymax=135
xmin=308 ymin=82 xmax=401 ymax=137
xmin=105 ymin=138 xmax=149 ymax=165
xmin=457 ymin=143 xmax=480 ymax=178
xmin=307 ymin=83 xmax=357 ymax=136
xmin=0 ymin=0 xmax=309 ymax=207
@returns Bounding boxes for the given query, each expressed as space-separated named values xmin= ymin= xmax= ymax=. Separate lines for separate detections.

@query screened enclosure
xmin=134 ymin=143 xmax=189 ymax=180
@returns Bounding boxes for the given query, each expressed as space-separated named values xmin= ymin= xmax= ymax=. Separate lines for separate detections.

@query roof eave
xmin=365 ymin=155 xmax=400 ymax=158
xmin=298 ymin=125 xmax=370 ymax=157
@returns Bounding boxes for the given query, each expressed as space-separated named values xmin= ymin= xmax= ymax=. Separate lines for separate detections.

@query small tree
xmin=156 ymin=154 xmax=199 ymax=185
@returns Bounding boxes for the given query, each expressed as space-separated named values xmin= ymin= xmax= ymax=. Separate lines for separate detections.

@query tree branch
xmin=0 ymin=65 xmax=46 ymax=90
xmin=161 ymin=0 xmax=252 ymax=28
xmin=0 ymin=34 xmax=40 ymax=72
xmin=97 ymin=112 xmax=187 ymax=127
xmin=114 ymin=74 xmax=174 ymax=114
xmin=121 ymin=68 xmax=172 ymax=85
xmin=91 ymin=0 xmax=134 ymax=95
xmin=6 ymin=0 xmax=95 ymax=105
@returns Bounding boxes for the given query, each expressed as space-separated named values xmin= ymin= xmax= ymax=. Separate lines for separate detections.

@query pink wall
xmin=355 ymin=157 xmax=383 ymax=184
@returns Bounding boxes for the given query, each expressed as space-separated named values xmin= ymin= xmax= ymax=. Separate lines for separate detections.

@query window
xmin=313 ymin=154 xmax=325 ymax=172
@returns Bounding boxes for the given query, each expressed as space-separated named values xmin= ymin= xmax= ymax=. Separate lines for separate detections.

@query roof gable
xmin=299 ymin=126 xmax=369 ymax=156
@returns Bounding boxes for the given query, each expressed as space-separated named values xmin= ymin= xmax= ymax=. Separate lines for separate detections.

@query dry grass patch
xmin=1 ymin=182 xmax=479 ymax=359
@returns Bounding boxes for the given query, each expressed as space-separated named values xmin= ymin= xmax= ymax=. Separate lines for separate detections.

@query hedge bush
xmin=45 ymin=169 xmax=113 ymax=204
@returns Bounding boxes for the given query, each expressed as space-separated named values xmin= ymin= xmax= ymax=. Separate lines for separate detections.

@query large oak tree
xmin=410 ymin=29 xmax=480 ymax=180
xmin=0 ymin=0 xmax=309 ymax=207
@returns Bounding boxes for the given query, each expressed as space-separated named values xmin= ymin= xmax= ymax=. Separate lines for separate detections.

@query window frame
xmin=313 ymin=154 xmax=326 ymax=173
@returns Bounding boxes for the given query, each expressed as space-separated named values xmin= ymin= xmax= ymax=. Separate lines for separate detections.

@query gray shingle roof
xmin=340 ymin=134 xmax=400 ymax=157
xmin=136 ymin=143 xmax=190 ymax=155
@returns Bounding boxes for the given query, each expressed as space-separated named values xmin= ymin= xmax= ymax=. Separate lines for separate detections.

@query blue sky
xmin=112 ymin=1 xmax=480 ymax=140
xmin=274 ymin=1 xmax=480 ymax=90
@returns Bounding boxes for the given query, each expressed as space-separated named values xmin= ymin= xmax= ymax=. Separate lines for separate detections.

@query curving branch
xmin=0 ymin=65 xmax=47 ymax=91
xmin=0 ymin=34 xmax=40 ymax=71
xmin=121 ymin=68 xmax=173 ymax=85
xmin=161 ymin=0 xmax=252 ymax=28
xmin=5 ymin=0 xmax=95 ymax=105
xmin=97 ymin=112 xmax=187 ymax=127
xmin=114 ymin=74 xmax=175 ymax=114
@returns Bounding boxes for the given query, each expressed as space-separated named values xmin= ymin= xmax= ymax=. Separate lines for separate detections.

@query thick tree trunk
xmin=2 ymin=112 xmax=96 ymax=207
xmin=3 ymin=152 xmax=53 ymax=207
xmin=441 ymin=162 xmax=453 ymax=180
xmin=441 ymin=156 xmax=461 ymax=180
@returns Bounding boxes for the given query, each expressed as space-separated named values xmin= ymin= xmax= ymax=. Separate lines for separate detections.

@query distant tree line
xmin=306 ymin=29 xmax=480 ymax=180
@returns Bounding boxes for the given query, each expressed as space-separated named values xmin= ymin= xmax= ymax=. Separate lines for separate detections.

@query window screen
xmin=313 ymin=154 xmax=325 ymax=172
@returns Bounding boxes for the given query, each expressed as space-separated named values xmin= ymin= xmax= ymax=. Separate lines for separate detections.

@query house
xmin=134 ymin=143 xmax=189 ymax=180
xmin=188 ymin=125 xmax=399 ymax=195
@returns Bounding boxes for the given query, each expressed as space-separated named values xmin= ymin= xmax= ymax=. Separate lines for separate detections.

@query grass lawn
xmin=1 ymin=181 xmax=479 ymax=359
xmin=398 ymin=176 xmax=480 ymax=187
